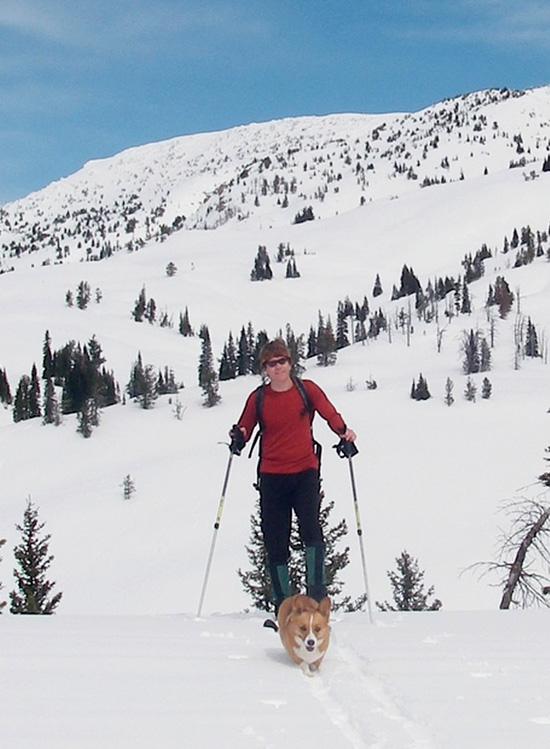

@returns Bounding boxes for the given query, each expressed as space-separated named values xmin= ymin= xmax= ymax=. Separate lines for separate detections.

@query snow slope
xmin=2 ymin=610 xmax=549 ymax=749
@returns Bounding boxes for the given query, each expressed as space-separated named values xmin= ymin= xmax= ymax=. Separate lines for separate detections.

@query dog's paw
xmin=300 ymin=662 xmax=316 ymax=677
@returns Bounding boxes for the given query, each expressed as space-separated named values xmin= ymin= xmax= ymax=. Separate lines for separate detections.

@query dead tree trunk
xmin=500 ymin=506 xmax=550 ymax=609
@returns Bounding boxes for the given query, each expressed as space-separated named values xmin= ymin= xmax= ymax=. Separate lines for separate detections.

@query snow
xmin=2 ymin=610 xmax=549 ymax=748
xmin=1 ymin=87 xmax=550 ymax=747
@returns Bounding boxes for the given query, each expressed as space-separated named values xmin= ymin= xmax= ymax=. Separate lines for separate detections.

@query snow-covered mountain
xmin=2 ymin=86 xmax=550 ymax=272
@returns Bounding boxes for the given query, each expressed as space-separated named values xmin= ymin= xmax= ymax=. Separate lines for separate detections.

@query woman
xmin=232 ymin=339 xmax=356 ymax=613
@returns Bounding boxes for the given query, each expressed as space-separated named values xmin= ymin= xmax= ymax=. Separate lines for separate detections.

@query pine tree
xmin=0 ymin=367 xmax=12 ymax=405
xmin=42 ymin=378 xmax=61 ymax=425
xmin=237 ymin=326 xmax=251 ymax=376
xmin=29 ymin=364 xmax=41 ymax=418
xmin=10 ymin=499 xmax=63 ymax=614
xmin=138 ymin=365 xmax=158 ymax=409
xmin=65 ymin=290 xmax=74 ymax=307
xmin=13 ymin=375 xmax=31 ymax=422
xmin=179 ymin=307 xmax=194 ymax=336
xmin=145 ymin=298 xmax=157 ymax=324
xmin=77 ymin=397 xmax=99 ymax=437
xmin=480 ymin=337 xmax=491 ymax=372
xmin=376 ymin=550 xmax=442 ymax=611
xmin=198 ymin=325 xmax=221 ymax=407
xmin=525 ymin=318 xmax=540 ymax=358
xmin=316 ymin=315 xmax=337 ymax=367
xmin=372 ymin=273 xmax=383 ymax=298
xmin=336 ymin=303 xmax=350 ymax=349
xmin=444 ymin=377 xmax=454 ymax=406
xmin=132 ymin=286 xmax=147 ymax=322
xmin=166 ymin=261 xmax=177 ymax=277
xmin=122 ymin=474 xmax=136 ymax=501
xmin=76 ymin=280 xmax=91 ymax=310
xmin=481 ymin=377 xmax=492 ymax=399
xmin=42 ymin=330 xmax=54 ymax=380
xmin=0 ymin=537 xmax=6 ymax=613
xmin=219 ymin=333 xmax=238 ymax=381
xmin=411 ymin=373 xmax=431 ymax=400
xmin=127 ymin=352 xmax=146 ymax=400
xmin=238 ymin=496 xmax=367 ymax=612
xmin=460 ymin=280 xmax=472 ymax=314
xmin=462 ymin=329 xmax=481 ymax=375
xmin=464 ymin=377 xmax=477 ymax=402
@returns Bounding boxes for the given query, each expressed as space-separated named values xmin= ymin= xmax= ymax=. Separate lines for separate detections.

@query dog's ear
xmin=318 ymin=596 xmax=331 ymax=618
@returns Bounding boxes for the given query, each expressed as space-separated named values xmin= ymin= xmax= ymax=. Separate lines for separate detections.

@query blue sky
xmin=1 ymin=0 xmax=550 ymax=203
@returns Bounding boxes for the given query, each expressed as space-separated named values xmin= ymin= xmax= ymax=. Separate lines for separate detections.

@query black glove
xmin=333 ymin=437 xmax=359 ymax=459
xmin=229 ymin=425 xmax=246 ymax=455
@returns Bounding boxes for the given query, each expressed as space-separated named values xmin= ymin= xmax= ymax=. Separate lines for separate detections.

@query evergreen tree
xmin=494 ymin=276 xmax=514 ymax=319
xmin=372 ymin=273 xmax=383 ymax=298
xmin=444 ymin=377 xmax=454 ymax=406
xmin=462 ymin=329 xmax=481 ymax=375
xmin=65 ymin=290 xmax=74 ymax=307
xmin=13 ymin=375 xmax=31 ymax=423
xmin=464 ymin=377 xmax=477 ymax=402
xmin=76 ymin=280 xmax=91 ymax=310
xmin=376 ymin=550 xmax=442 ymax=611
xmin=127 ymin=352 xmax=146 ymax=400
xmin=238 ymin=496 xmax=367 ymax=612
xmin=77 ymin=397 xmax=99 ymax=437
xmin=42 ymin=378 xmax=61 ymax=425
xmin=237 ymin=326 xmax=251 ymax=376
xmin=411 ymin=373 xmax=431 ymax=400
xmin=29 ymin=364 xmax=41 ymax=418
xmin=179 ymin=307 xmax=194 ymax=336
xmin=480 ymin=337 xmax=492 ymax=372
xmin=336 ymin=303 xmax=350 ymax=349
xmin=307 ymin=326 xmax=317 ymax=358
xmin=139 ymin=365 xmax=159 ymax=409
xmin=481 ymin=377 xmax=492 ymax=399
xmin=132 ymin=286 xmax=147 ymax=322
xmin=145 ymin=298 xmax=157 ymax=324
xmin=525 ymin=318 xmax=540 ymax=358
xmin=42 ymin=330 xmax=54 ymax=380
xmin=0 ymin=368 xmax=12 ymax=405
xmin=460 ymin=280 xmax=472 ymax=314
xmin=250 ymin=246 xmax=273 ymax=281
xmin=285 ymin=325 xmax=305 ymax=376
xmin=166 ymin=261 xmax=177 ymax=277
xmin=0 ymin=537 xmax=6 ymax=613
xmin=219 ymin=333 xmax=238 ymax=381
xmin=198 ymin=325 xmax=221 ymax=407
xmin=122 ymin=474 xmax=136 ymax=501
xmin=316 ymin=314 xmax=337 ymax=367
xmin=10 ymin=499 xmax=63 ymax=614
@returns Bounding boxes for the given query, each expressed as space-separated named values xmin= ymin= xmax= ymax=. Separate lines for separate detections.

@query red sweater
xmin=238 ymin=379 xmax=346 ymax=474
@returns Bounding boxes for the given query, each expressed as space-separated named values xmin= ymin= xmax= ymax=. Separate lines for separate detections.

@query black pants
xmin=259 ymin=469 xmax=326 ymax=605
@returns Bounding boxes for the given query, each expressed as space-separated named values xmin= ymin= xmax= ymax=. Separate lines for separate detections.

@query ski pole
xmin=334 ymin=439 xmax=375 ymax=624
xmin=196 ymin=427 xmax=244 ymax=618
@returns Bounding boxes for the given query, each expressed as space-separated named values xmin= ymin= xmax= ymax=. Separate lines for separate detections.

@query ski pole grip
xmin=333 ymin=438 xmax=359 ymax=459
xmin=229 ymin=425 xmax=246 ymax=455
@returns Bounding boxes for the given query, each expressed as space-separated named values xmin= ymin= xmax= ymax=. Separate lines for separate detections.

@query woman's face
xmin=264 ymin=355 xmax=292 ymax=387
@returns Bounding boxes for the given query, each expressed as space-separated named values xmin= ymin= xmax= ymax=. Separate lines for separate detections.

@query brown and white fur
xmin=277 ymin=594 xmax=331 ymax=676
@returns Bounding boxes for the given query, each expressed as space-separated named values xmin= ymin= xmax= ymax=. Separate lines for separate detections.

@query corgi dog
xmin=277 ymin=594 xmax=331 ymax=676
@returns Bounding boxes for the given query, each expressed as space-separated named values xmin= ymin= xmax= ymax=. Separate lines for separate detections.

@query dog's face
xmin=287 ymin=599 xmax=331 ymax=665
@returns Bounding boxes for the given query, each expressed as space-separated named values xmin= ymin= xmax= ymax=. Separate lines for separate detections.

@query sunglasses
xmin=264 ymin=356 xmax=290 ymax=368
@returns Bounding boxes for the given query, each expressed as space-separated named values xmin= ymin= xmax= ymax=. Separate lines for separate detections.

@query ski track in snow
xmin=309 ymin=635 xmax=435 ymax=749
